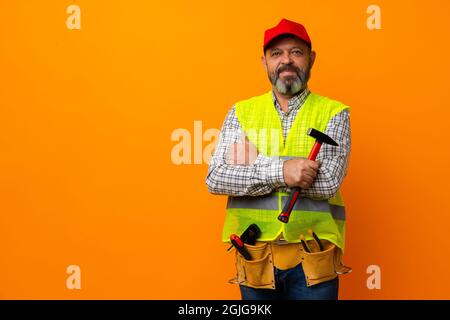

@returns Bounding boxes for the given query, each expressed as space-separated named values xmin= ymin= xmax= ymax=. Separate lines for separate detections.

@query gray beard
xmin=274 ymin=76 xmax=303 ymax=95
xmin=270 ymin=65 xmax=311 ymax=95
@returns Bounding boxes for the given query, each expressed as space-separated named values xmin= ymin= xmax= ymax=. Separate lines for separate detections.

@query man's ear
xmin=310 ymin=50 xmax=317 ymax=68
xmin=261 ymin=55 xmax=267 ymax=72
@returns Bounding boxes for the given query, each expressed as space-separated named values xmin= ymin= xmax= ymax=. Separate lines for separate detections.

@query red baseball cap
xmin=263 ymin=19 xmax=312 ymax=51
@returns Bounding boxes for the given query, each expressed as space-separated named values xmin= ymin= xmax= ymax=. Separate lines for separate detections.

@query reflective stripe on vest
xmin=226 ymin=194 xmax=346 ymax=221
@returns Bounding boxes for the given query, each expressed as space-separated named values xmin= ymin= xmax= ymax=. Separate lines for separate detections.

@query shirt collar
xmin=271 ymin=87 xmax=310 ymax=115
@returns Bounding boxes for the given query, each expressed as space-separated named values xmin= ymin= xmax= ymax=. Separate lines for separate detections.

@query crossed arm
xmin=206 ymin=106 xmax=351 ymax=200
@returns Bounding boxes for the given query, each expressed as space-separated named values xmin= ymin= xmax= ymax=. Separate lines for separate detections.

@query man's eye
xmin=272 ymin=51 xmax=281 ymax=56
xmin=292 ymin=50 xmax=302 ymax=55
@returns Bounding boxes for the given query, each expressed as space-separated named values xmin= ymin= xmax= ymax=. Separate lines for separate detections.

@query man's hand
xmin=283 ymin=158 xmax=320 ymax=188
xmin=226 ymin=137 xmax=259 ymax=166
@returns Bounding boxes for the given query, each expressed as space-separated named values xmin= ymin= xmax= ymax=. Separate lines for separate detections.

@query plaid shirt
xmin=206 ymin=88 xmax=351 ymax=200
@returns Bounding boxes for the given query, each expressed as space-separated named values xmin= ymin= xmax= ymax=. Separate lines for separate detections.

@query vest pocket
xmin=301 ymin=241 xmax=337 ymax=287
xmin=235 ymin=243 xmax=276 ymax=289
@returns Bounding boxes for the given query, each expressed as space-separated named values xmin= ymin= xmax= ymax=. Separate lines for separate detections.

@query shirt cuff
xmin=266 ymin=157 xmax=286 ymax=189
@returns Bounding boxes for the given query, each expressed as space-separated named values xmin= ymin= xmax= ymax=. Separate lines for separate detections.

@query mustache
xmin=277 ymin=64 xmax=301 ymax=76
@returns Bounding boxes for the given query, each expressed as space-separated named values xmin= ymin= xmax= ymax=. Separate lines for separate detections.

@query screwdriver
xmin=299 ymin=234 xmax=311 ymax=253
xmin=308 ymin=229 xmax=324 ymax=252
xmin=227 ymin=224 xmax=261 ymax=252
xmin=230 ymin=234 xmax=252 ymax=260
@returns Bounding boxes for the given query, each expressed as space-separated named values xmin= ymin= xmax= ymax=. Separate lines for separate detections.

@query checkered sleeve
xmin=300 ymin=109 xmax=351 ymax=200
xmin=205 ymin=105 xmax=286 ymax=196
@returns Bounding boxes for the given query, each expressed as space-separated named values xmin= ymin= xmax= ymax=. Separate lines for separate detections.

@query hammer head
xmin=307 ymin=128 xmax=338 ymax=146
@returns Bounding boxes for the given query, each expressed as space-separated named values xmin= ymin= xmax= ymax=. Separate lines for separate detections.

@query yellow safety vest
xmin=222 ymin=91 xmax=350 ymax=251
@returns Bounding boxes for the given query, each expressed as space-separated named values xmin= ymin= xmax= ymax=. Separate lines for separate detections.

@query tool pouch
xmin=300 ymin=240 xmax=352 ymax=287
xmin=301 ymin=241 xmax=337 ymax=287
xmin=230 ymin=242 xmax=276 ymax=290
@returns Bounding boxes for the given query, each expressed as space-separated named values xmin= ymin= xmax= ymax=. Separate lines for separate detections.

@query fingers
xmin=302 ymin=161 xmax=320 ymax=179
xmin=305 ymin=159 xmax=320 ymax=171
xmin=225 ymin=144 xmax=236 ymax=165
xmin=303 ymin=170 xmax=317 ymax=181
xmin=299 ymin=180 xmax=313 ymax=189
xmin=296 ymin=159 xmax=320 ymax=188
xmin=282 ymin=158 xmax=322 ymax=188
xmin=240 ymin=132 xmax=247 ymax=144
xmin=225 ymin=141 xmax=258 ymax=166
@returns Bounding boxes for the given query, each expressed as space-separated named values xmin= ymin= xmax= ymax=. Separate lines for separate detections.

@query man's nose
xmin=280 ymin=51 xmax=293 ymax=64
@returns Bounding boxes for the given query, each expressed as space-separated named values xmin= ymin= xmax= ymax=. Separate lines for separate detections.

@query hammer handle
xmin=277 ymin=141 xmax=323 ymax=223
xmin=278 ymin=187 xmax=301 ymax=223
xmin=308 ymin=141 xmax=322 ymax=161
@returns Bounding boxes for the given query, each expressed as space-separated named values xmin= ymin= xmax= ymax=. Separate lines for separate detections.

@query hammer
xmin=277 ymin=128 xmax=338 ymax=223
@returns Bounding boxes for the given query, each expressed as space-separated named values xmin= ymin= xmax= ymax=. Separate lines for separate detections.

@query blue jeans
xmin=239 ymin=263 xmax=339 ymax=300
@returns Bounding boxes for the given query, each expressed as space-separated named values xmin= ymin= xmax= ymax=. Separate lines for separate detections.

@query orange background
xmin=1 ymin=0 xmax=450 ymax=299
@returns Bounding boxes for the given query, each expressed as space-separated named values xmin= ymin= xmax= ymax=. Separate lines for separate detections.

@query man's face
xmin=262 ymin=35 xmax=316 ymax=95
